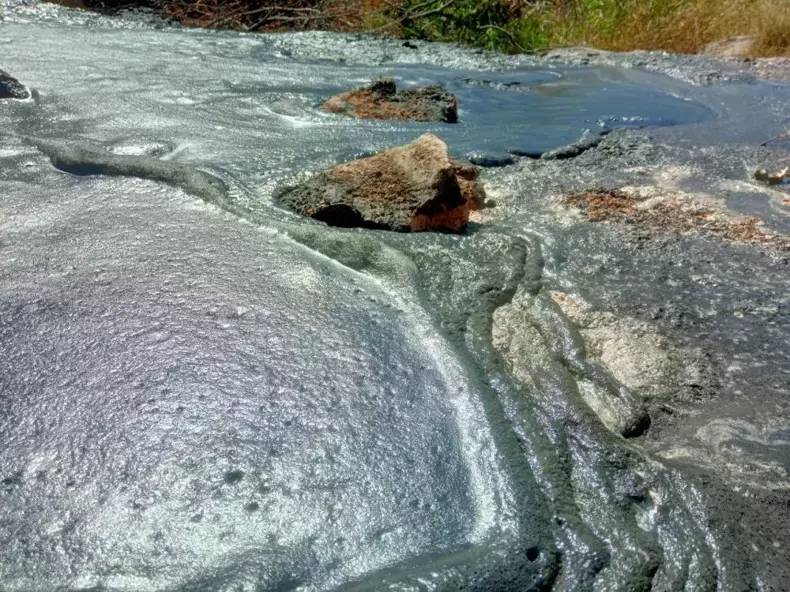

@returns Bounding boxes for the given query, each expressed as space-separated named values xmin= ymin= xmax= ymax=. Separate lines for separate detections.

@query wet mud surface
xmin=1 ymin=1 xmax=789 ymax=590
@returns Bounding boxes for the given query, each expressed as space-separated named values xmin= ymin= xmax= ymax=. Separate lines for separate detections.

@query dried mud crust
xmin=564 ymin=188 xmax=790 ymax=251
xmin=546 ymin=291 xmax=721 ymax=436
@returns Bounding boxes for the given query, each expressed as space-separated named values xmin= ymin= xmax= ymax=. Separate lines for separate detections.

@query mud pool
xmin=1 ymin=1 xmax=789 ymax=590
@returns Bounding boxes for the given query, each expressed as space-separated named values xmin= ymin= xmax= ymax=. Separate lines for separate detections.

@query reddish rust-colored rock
xmin=453 ymin=162 xmax=485 ymax=212
xmin=322 ymin=78 xmax=458 ymax=123
xmin=275 ymin=134 xmax=484 ymax=233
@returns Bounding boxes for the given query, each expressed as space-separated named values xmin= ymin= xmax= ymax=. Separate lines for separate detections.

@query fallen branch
xmin=479 ymin=24 xmax=528 ymax=53
xmin=367 ymin=0 xmax=457 ymax=32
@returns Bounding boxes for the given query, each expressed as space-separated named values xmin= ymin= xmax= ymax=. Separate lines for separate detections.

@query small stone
xmin=322 ymin=78 xmax=458 ymax=123
xmin=467 ymin=153 xmax=515 ymax=168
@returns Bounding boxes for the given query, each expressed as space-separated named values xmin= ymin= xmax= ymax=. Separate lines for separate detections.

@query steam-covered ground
xmin=1 ymin=1 xmax=788 ymax=590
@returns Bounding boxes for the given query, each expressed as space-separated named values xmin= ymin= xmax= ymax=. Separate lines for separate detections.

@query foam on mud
xmin=36 ymin=140 xmax=232 ymax=210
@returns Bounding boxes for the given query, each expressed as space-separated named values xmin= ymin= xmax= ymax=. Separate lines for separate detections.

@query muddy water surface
xmin=1 ymin=2 xmax=789 ymax=590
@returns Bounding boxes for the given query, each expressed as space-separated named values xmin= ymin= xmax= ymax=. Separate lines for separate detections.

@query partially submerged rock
xmin=276 ymin=133 xmax=484 ymax=233
xmin=0 ymin=70 xmax=30 ymax=100
xmin=322 ymin=78 xmax=458 ymax=123
xmin=541 ymin=129 xmax=610 ymax=160
xmin=754 ymin=166 xmax=789 ymax=185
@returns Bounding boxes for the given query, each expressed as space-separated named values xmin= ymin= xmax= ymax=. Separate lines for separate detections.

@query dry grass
xmin=50 ymin=0 xmax=386 ymax=32
xmin=574 ymin=0 xmax=790 ymax=57
xmin=160 ymin=0 xmax=378 ymax=32
xmin=384 ymin=0 xmax=790 ymax=56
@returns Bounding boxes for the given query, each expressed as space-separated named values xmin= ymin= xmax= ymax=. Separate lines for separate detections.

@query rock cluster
xmin=0 ymin=70 xmax=29 ymax=100
xmin=322 ymin=78 xmax=458 ymax=123
xmin=276 ymin=134 xmax=484 ymax=233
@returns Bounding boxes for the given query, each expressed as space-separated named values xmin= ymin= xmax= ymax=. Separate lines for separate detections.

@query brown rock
xmin=322 ymin=78 xmax=458 ymax=123
xmin=275 ymin=134 xmax=484 ymax=233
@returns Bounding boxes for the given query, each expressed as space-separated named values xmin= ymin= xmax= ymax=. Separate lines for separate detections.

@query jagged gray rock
xmin=0 ymin=70 xmax=30 ymax=100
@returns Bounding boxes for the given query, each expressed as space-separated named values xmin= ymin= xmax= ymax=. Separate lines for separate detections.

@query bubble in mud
xmin=223 ymin=469 xmax=245 ymax=485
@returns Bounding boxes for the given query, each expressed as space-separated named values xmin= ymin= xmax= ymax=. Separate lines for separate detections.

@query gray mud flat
xmin=1 ymin=1 xmax=789 ymax=590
